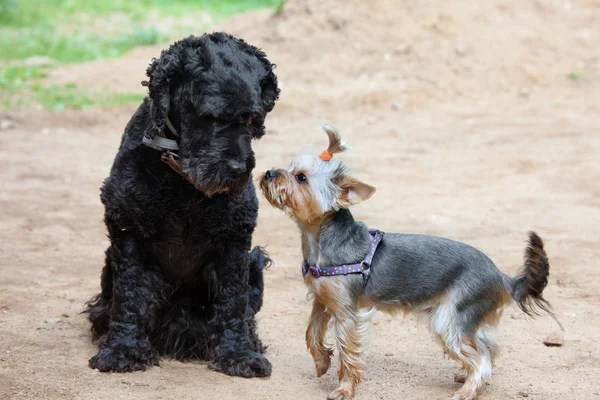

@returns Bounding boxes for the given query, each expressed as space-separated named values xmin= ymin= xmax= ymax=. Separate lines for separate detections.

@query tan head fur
xmin=259 ymin=125 xmax=375 ymax=225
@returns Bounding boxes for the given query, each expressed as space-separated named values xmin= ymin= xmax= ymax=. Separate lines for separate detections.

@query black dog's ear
xmin=252 ymin=48 xmax=279 ymax=113
xmin=260 ymin=67 xmax=279 ymax=113
xmin=141 ymin=46 xmax=183 ymax=139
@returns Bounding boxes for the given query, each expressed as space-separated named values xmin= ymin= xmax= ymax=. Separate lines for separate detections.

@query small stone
xmin=61 ymin=313 xmax=70 ymax=318
xmin=454 ymin=374 xmax=466 ymax=383
xmin=455 ymin=44 xmax=468 ymax=57
xmin=391 ymin=101 xmax=404 ymax=110
xmin=518 ymin=391 xmax=529 ymax=397
xmin=519 ymin=88 xmax=530 ymax=98
xmin=44 ymin=317 xmax=61 ymax=324
xmin=543 ymin=331 xmax=564 ymax=347
xmin=0 ymin=120 xmax=16 ymax=131
xmin=384 ymin=353 xmax=394 ymax=357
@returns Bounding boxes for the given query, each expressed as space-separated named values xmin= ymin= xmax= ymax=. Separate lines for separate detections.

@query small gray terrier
xmin=259 ymin=125 xmax=558 ymax=400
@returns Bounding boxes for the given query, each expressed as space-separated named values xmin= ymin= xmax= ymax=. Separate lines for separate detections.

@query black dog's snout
xmin=227 ymin=160 xmax=247 ymax=175
xmin=265 ymin=170 xmax=277 ymax=179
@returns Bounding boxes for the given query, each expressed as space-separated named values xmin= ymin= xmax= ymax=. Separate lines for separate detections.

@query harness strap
xmin=302 ymin=230 xmax=385 ymax=286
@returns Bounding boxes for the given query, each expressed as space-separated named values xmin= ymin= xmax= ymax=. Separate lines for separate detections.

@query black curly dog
xmin=84 ymin=33 xmax=279 ymax=377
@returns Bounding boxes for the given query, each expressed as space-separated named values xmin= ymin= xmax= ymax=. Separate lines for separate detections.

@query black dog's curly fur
xmin=84 ymin=33 xmax=279 ymax=377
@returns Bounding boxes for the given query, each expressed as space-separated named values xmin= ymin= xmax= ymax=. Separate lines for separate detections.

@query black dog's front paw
xmin=209 ymin=350 xmax=272 ymax=378
xmin=89 ymin=343 xmax=159 ymax=372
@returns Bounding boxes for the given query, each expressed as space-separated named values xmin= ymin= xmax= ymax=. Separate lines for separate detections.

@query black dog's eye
xmin=296 ymin=173 xmax=307 ymax=183
xmin=246 ymin=116 xmax=253 ymax=126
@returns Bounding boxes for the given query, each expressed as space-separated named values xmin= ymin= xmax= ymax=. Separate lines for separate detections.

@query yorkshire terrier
xmin=259 ymin=125 xmax=558 ymax=400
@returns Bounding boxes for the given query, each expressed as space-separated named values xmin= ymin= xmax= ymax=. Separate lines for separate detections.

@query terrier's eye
xmin=295 ymin=173 xmax=307 ymax=183
xmin=246 ymin=116 xmax=253 ymax=126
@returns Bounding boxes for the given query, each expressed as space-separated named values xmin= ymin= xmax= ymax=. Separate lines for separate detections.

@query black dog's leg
xmin=89 ymin=235 xmax=167 ymax=372
xmin=84 ymin=248 xmax=114 ymax=346
xmin=209 ymin=249 xmax=272 ymax=377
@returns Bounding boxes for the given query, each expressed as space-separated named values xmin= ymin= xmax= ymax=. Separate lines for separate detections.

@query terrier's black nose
xmin=265 ymin=170 xmax=277 ymax=179
xmin=227 ymin=160 xmax=246 ymax=175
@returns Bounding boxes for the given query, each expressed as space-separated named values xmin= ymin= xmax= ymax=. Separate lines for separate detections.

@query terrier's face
xmin=259 ymin=125 xmax=375 ymax=224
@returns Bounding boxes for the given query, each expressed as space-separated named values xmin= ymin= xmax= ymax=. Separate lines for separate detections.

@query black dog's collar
xmin=142 ymin=119 xmax=180 ymax=151
xmin=141 ymin=120 xmax=200 ymax=188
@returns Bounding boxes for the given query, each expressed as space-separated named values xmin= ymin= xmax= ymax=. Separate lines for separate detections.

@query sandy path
xmin=1 ymin=1 xmax=599 ymax=399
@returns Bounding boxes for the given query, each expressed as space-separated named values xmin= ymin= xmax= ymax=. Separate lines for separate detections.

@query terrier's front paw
xmin=89 ymin=343 xmax=159 ymax=372
xmin=314 ymin=348 xmax=333 ymax=377
xmin=209 ymin=350 xmax=272 ymax=378
xmin=451 ymin=388 xmax=477 ymax=400
xmin=327 ymin=385 xmax=354 ymax=400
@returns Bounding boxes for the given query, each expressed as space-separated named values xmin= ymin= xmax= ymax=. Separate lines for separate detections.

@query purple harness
xmin=302 ymin=230 xmax=385 ymax=284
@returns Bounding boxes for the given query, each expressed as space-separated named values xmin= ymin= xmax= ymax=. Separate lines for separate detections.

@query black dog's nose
xmin=227 ymin=160 xmax=246 ymax=175
xmin=265 ymin=170 xmax=277 ymax=179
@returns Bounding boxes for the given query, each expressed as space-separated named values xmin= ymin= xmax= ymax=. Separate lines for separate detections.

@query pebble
xmin=391 ymin=101 xmax=404 ymax=110
xmin=543 ymin=330 xmax=564 ymax=347
xmin=519 ymin=88 xmax=530 ymax=98
xmin=454 ymin=374 xmax=466 ymax=383
xmin=0 ymin=120 xmax=16 ymax=131
xmin=518 ymin=391 xmax=529 ymax=397
xmin=45 ymin=317 xmax=61 ymax=324
xmin=455 ymin=44 xmax=468 ymax=57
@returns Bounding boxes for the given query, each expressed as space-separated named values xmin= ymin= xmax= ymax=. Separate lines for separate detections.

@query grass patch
xmin=0 ymin=0 xmax=279 ymax=110
xmin=0 ymin=65 xmax=144 ymax=110
xmin=568 ymin=71 xmax=582 ymax=81
xmin=0 ymin=26 xmax=163 ymax=64
xmin=0 ymin=0 xmax=279 ymax=63
xmin=36 ymin=86 xmax=145 ymax=111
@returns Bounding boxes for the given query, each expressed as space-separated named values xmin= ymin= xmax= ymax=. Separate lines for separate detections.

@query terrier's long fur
xmin=259 ymin=125 xmax=557 ymax=400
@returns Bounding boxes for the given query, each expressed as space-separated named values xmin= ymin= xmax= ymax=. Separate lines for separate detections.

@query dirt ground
xmin=1 ymin=0 xmax=599 ymax=399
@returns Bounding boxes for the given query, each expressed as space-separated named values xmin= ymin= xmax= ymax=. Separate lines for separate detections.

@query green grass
xmin=568 ymin=71 xmax=582 ymax=81
xmin=0 ymin=65 xmax=144 ymax=110
xmin=0 ymin=0 xmax=280 ymax=110
xmin=1 ymin=26 xmax=163 ymax=63
xmin=0 ymin=0 xmax=280 ymax=63
xmin=1 ymin=0 xmax=282 ymax=27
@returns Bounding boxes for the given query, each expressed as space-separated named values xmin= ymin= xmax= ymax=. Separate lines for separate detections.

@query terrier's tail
xmin=248 ymin=246 xmax=272 ymax=315
xmin=506 ymin=232 xmax=562 ymax=329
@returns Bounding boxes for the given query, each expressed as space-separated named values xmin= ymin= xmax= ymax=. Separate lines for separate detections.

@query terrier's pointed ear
xmin=337 ymin=175 xmax=376 ymax=207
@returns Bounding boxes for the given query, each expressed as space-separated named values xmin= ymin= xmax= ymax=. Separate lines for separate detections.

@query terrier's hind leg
xmin=446 ymin=329 xmax=495 ymax=400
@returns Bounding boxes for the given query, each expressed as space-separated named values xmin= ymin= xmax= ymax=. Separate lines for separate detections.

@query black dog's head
xmin=142 ymin=33 xmax=279 ymax=196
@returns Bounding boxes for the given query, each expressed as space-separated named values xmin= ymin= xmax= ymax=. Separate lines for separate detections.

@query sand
xmin=1 ymin=0 xmax=599 ymax=398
